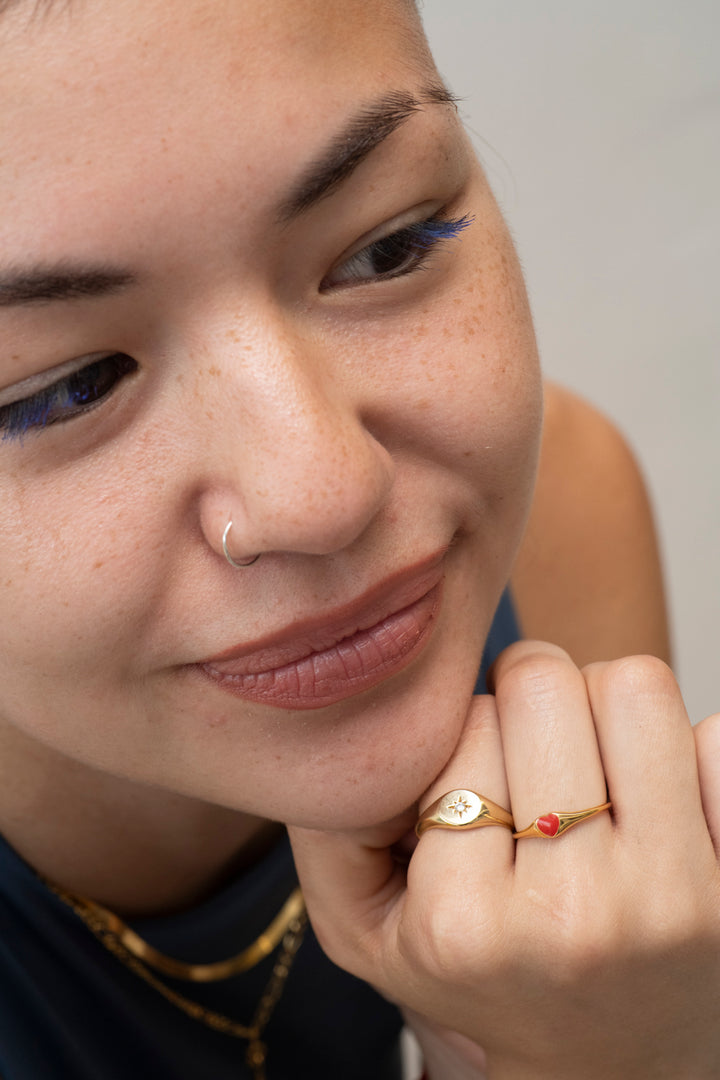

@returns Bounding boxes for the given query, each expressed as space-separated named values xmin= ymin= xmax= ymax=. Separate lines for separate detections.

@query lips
xmin=199 ymin=552 xmax=445 ymax=710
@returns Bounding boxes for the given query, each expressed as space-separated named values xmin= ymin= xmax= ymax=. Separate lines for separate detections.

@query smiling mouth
xmin=198 ymin=555 xmax=445 ymax=710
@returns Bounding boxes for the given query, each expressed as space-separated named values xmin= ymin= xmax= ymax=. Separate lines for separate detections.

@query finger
xmin=695 ymin=712 xmax=720 ymax=857
xmin=492 ymin=641 xmax=609 ymax=863
xmin=400 ymin=695 xmax=513 ymax=982
xmin=585 ymin=656 xmax=714 ymax=867
xmin=414 ymin=693 xmax=513 ymax=870
xmin=287 ymin=823 xmax=405 ymax=981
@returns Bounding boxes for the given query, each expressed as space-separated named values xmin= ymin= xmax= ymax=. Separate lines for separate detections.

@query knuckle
xmin=401 ymin=890 xmax=503 ymax=983
xmin=593 ymin=653 xmax=683 ymax=713
xmin=604 ymin=652 xmax=675 ymax=695
xmin=695 ymin=710 xmax=720 ymax=773
xmin=694 ymin=710 xmax=720 ymax=739
xmin=633 ymin=869 xmax=720 ymax=942
xmin=512 ymin=887 xmax=623 ymax=985
xmin=492 ymin=640 xmax=572 ymax=686
xmin=496 ymin=650 xmax=582 ymax=713
xmin=308 ymin=910 xmax=355 ymax=969
xmin=305 ymin=899 xmax=380 ymax=980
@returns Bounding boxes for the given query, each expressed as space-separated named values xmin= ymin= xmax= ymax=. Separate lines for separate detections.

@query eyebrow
xmin=0 ymin=84 xmax=456 ymax=309
xmin=278 ymin=84 xmax=457 ymax=221
xmin=0 ymin=266 xmax=136 ymax=308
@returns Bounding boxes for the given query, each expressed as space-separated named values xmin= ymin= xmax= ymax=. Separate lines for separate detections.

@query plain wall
xmin=421 ymin=0 xmax=719 ymax=723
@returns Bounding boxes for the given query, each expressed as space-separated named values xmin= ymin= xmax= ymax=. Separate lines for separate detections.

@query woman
xmin=1 ymin=0 xmax=717 ymax=1077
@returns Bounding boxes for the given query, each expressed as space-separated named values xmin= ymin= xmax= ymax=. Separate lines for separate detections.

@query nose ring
xmin=222 ymin=521 xmax=260 ymax=568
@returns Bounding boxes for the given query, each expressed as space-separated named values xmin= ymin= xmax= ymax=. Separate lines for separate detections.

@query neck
xmin=0 ymin=722 xmax=280 ymax=917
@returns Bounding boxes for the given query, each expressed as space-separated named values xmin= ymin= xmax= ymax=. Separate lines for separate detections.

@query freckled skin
xmin=0 ymin=0 xmax=541 ymax=900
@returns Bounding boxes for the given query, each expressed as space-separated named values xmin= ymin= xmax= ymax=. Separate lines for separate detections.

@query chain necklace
xmin=47 ymin=880 xmax=307 ymax=1080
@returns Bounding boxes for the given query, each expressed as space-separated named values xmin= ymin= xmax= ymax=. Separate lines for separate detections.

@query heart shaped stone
xmin=536 ymin=813 xmax=560 ymax=837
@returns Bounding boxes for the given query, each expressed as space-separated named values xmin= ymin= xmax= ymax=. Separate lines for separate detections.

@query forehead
xmin=0 ymin=0 xmax=428 ymax=83
xmin=0 ymin=0 xmax=435 ymax=241
xmin=0 ymin=0 xmax=431 ymax=141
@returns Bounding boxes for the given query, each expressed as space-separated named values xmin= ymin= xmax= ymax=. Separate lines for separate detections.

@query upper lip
xmin=200 ymin=546 xmax=448 ymax=676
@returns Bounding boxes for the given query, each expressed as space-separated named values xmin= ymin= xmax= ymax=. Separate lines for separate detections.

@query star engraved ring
xmin=512 ymin=800 xmax=612 ymax=839
xmin=416 ymin=789 xmax=515 ymax=837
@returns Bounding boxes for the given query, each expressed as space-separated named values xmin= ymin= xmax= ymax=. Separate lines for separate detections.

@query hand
xmin=289 ymin=642 xmax=720 ymax=1079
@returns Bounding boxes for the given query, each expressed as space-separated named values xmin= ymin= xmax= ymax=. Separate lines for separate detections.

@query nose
xmin=198 ymin=322 xmax=395 ymax=561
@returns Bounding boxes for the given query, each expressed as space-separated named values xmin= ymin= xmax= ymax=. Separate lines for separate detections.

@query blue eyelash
xmin=1 ymin=384 xmax=64 ymax=441
xmin=0 ymin=353 xmax=137 ymax=442
xmin=331 ymin=211 xmax=474 ymax=288
xmin=404 ymin=213 xmax=473 ymax=248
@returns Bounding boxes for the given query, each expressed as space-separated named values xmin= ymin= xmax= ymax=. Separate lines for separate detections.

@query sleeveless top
xmin=0 ymin=591 xmax=519 ymax=1079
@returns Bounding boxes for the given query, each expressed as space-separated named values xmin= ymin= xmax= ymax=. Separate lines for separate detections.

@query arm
xmin=512 ymin=381 xmax=671 ymax=665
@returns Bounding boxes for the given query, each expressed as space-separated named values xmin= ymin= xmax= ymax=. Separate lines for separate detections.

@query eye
xmin=0 ymin=352 xmax=138 ymax=442
xmin=323 ymin=213 xmax=472 ymax=290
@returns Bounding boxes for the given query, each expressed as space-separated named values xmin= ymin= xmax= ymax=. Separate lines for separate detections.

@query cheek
xmin=0 ymin=458 xmax=167 ymax=689
xmin=0 ymin=455 xmax=182 ymax=776
xmin=358 ymin=226 xmax=542 ymax=512
xmin=448 ymin=225 xmax=540 ymax=490
xmin=442 ymin=213 xmax=541 ymax=439
xmin=456 ymin=243 xmax=542 ymax=495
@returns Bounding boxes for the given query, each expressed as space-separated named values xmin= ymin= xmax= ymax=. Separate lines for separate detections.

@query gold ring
xmin=416 ymin=789 xmax=514 ymax=837
xmin=512 ymin=801 xmax=611 ymax=839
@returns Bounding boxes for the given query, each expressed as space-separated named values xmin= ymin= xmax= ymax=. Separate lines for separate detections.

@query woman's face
xmin=0 ymin=0 xmax=541 ymax=828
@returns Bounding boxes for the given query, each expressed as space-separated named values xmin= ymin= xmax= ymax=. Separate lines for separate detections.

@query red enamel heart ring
xmin=513 ymin=801 xmax=611 ymax=840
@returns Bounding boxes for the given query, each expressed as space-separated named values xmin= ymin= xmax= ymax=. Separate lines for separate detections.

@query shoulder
xmin=511 ymin=382 xmax=671 ymax=666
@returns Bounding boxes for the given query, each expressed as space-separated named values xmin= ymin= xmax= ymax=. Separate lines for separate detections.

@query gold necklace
xmin=47 ymin=880 xmax=307 ymax=1080
xmin=53 ymin=885 xmax=306 ymax=981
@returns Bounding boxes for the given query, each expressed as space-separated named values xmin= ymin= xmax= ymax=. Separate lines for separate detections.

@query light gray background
xmin=421 ymin=0 xmax=719 ymax=723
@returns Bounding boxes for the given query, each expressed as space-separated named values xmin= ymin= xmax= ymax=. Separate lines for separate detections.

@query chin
xmin=215 ymin=677 xmax=472 ymax=830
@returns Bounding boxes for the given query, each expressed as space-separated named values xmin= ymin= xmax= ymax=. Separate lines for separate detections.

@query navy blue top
xmin=473 ymin=588 xmax=519 ymax=695
xmin=0 ymin=592 xmax=520 ymax=1079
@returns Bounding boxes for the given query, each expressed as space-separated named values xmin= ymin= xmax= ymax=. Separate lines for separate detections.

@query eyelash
xmin=0 ymin=213 xmax=472 ymax=442
xmin=0 ymin=353 xmax=138 ymax=442
xmin=323 ymin=212 xmax=473 ymax=289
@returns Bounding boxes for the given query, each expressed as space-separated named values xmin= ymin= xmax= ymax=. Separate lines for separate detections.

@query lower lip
xmin=201 ymin=583 xmax=442 ymax=711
